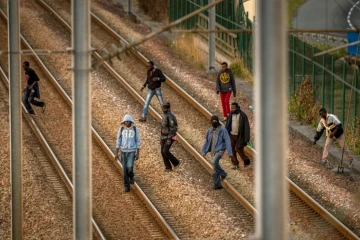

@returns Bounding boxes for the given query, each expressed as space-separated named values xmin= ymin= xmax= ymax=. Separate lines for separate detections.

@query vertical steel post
xmin=330 ymin=56 xmax=334 ymax=113
xmin=8 ymin=0 xmax=22 ymax=238
xmin=208 ymin=0 xmax=216 ymax=72
xmin=354 ymin=69 xmax=358 ymax=118
xmin=72 ymin=0 xmax=92 ymax=239
xmin=342 ymin=63 xmax=346 ymax=123
xmin=312 ymin=46 xmax=315 ymax=89
xmin=254 ymin=0 xmax=288 ymax=239
xmin=126 ymin=0 xmax=134 ymax=17
xmin=322 ymin=55 xmax=325 ymax=107
xmin=292 ymin=36 xmax=295 ymax=94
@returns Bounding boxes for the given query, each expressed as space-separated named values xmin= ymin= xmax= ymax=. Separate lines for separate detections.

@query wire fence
xmin=169 ymin=0 xmax=360 ymax=122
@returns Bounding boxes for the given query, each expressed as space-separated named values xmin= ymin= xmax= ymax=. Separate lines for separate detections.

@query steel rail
xmin=35 ymin=0 xmax=257 ymax=216
xmin=0 ymin=8 xmax=178 ymax=240
xmin=89 ymin=7 xmax=360 ymax=239
xmin=27 ymin=1 xmax=360 ymax=238
xmin=0 ymin=67 xmax=106 ymax=240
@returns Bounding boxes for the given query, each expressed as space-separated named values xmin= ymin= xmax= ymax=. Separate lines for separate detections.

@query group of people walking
xmin=23 ymin=59 xmax=355 ymax=193
xmin=115 ymin=60 xmax=251 ymax=192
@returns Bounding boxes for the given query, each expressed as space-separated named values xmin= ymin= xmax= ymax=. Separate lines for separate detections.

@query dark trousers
xmin=23 ymin=89 xmax=45 ymax=113
xmin=230 ymin=134 xmax=250 ymax=166
xmin=161 ymin=139 xmax=179 ymax=169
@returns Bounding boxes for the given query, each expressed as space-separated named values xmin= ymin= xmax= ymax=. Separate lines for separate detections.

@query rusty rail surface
xmin=0 ymin=68 xmax=106 ymax=240
xmin=0 ymin=8 xmax=178 ymax=240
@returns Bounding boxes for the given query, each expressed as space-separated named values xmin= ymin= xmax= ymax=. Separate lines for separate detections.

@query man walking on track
xmin=139 ymin=61 xmax=166 ymax=122
xmin=313 ymin=108 xmax=354 ymax=167
xmin=22 ymin=61 xmax=46 ymax=114
xmin=225 ymin=102 xmax=251 ymax=169
xmin=216 ymin=62 xmax=236 ymax=121
xmin=160 ymin=102 xmax=181 ymax=172
xmin=202 ymin=115 xmax=233 ymax=190
xmin=115 ymin=114 xmax=141 ymax=192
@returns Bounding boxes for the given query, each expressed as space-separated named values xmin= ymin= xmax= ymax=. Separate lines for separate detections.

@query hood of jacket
xmin=121 ymin=114 xmax=135 ymax=123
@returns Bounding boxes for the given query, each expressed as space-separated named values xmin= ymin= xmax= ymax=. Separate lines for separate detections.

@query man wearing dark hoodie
xmin=139 ymin=61 xmax=166 ymax=122
xmin=160 ymin=102 xmax=181 ymax=171
xmin=216 ymin=62 xmax=236 ymax=121
xmin=225 ymin=102 xmax=251 ymax=169
xmin=115 ymin=114 xmax=141 ymax=192
xmin=202 ymin=115 xmax=233 ymax=190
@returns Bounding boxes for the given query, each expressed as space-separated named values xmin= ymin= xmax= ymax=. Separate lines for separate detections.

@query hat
xmin=121 ymin=114 xmax=134 ymax=123
xmin=162 ymin=101 xmax=171 ymax=109
xmin=210 ymin=115 xmax=219 ymax=122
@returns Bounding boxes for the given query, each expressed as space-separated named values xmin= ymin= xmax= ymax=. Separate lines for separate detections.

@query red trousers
xmin=220 ymin=92 xmax=232 ymax=118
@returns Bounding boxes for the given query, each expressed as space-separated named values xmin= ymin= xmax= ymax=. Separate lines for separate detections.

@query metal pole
xmin=207 ymin=0 xmax=216 ymax=73
xmin=72 ymin=0 xmax=92 ymax=239
xmin=254 ymin=0 xmax=288 ymax=239
xmin=8 ymin=0 xmax=22 ymax=238
xmin=126 ymin=0 xmax=134 ymax=17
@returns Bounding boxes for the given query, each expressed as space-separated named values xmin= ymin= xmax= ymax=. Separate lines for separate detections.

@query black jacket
xmin=161 ymin=111 xmax=178 ymax=139
xmin=225 ymin=108 xmax=250 ymax=147
xmin=143 ymin=67 xmax=166 ymax=90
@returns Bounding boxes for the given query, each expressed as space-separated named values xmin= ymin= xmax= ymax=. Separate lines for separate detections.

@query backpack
xmin=119 ymin=126 xmax=137 ymax=142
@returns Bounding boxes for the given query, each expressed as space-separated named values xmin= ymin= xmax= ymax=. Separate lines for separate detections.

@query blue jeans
xmin=142 ymin=88 xmax=164 ymax=118
xmin=121 ymin=151 xmax=135 ymax=189
xmin=212 ymin=151 xmax=227 ymax=187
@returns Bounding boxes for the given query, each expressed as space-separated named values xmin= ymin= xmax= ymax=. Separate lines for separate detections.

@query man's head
xmin=147 ymin=61 xmax=154 ymax=71
xmin=22 ymin=61 xmax=29 ymax=71
xmin=121 ymin=114 xmax=134 ymax=128
xmin=221 ymin=62 xmax=228 ymax=71
xmin=162 ymin=101 xmax=171 ymax=113
xmin=230 ymin=102 xmax=240 ymax=113
xmin=319 ymin=108 xmax=327 ymax=119
xmin=211 ymin=115 xmax=220 ymax=128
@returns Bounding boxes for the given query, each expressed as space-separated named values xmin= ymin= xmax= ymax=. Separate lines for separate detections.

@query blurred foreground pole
xmin=72 ymin=0 xmax=92 ymax=239
xmin=8 ymin=0 xmax=23 ymax=238
xmin=254 ymin=0 xmax=289 ymax=239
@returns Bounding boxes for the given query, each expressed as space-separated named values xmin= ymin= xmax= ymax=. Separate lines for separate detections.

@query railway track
xmin=1 ymin=0 xmax=357 ymax=238
xmin=0 ymin=14 xmax=172 ymax=240
xmin=33 ymin=1 xmax=360 ymax=239
xmin=0 ymin=67 xmax=103 ymax=239
xmin=0 ymin=1 xmax=256 ymax=239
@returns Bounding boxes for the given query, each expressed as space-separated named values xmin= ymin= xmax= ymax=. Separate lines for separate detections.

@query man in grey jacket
xmin=160 ymin=102 xmax=181 ymax=171
xmin=115 ymin=114 xmax=141 ymax=192
xmin=216 ymin=62 xmax=236 ymax=121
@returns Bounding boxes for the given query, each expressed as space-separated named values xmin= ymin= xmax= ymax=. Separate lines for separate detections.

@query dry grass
xmin=288 ymin=76 xmax=321 ymax=126
xmin=230 ymin=58 xmax=253 ymax=82
xmin=172 ymin=32 xmax=206 ymax=71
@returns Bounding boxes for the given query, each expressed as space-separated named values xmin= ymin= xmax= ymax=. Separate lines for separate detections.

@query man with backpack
xmin=115 ymin=114 xmax=141 ymax=192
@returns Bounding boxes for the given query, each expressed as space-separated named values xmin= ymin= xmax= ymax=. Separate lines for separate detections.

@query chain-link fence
xmin=169 ymin=0 xmax=360 ymax=123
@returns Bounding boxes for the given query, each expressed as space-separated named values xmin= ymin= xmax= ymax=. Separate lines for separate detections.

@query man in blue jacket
xmin=115 ymin=114 xmax=141 ymax=192
xmin=202 ymin=115 xmax=233 ymax=190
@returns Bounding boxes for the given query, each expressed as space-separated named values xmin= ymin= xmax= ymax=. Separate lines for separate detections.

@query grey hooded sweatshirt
xmin=216 ymin=68 xmax=236 ymax=96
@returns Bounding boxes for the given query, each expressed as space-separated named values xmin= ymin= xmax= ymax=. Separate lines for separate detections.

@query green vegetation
xmin=230 ymin=59 xmax=253 ymax=82
xmin=310 ymin=42 xmax=348 ymax=59
xmin=288 ymin=77 xmax=322 ymax=126
xmin=344 ymin=118 xmax=360 ymax=155
xmin=288 ymin=0 xmax=307 ymax=28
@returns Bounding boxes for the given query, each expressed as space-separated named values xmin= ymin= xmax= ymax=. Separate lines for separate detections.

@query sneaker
xmin=139 ymin=117 xmax=146 ymax=122
xmin=123 ymin=188 xmax=130 ymax=193
xmin=349 ymin=160 xmax=354 ymax=168
xmin=213 ymin=185 xmax=223 ymax=190
xmin=42 ymin=103 xmax=46 ymax=113
xmin=164 ymin=168 xmax=172 ymax=172
xmin=220 ymin=174 xmax=227 ymax=181
xmin=27 ymin=111 xmax=35 ymax=115
xmin=129 ymin=177 xmax=134 ymax=184
xmin=319 ymin=159 xmax=328 ymax=165
xmin=244 ymin=164 xmax=251 ymax=169
xmin=231 ymin=165 xmax=239 ymax=170
xmin=174 ymin=160 xmax=181 ymax=169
